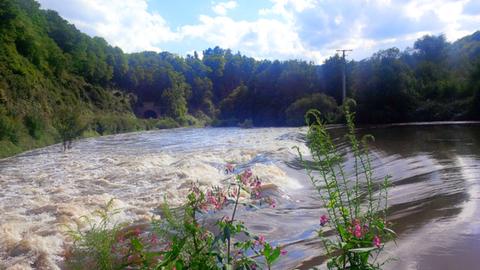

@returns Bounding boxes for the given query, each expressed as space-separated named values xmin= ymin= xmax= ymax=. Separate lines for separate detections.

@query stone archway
xmin=143 ymin=110 xmax=158 ymax=119
xmin=135 ymin=102 xmax=162 ymax=119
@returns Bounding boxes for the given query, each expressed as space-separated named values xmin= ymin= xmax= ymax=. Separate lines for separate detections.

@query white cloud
xmin=37 ymin=0 xmax=179 ymax=52
xmin=212 ymin=1 xmax=238 ymax=16
xmin=37 ymin=0 xmax=480 ymax=62
xmin=260 ymin=0 xmax=480 ymax=60
xmin=180 ymin=14 xmax=325 ymax=62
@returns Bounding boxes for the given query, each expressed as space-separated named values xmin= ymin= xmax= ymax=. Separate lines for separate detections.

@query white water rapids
xmin=0 ymin=127 xmax=309 ymax=269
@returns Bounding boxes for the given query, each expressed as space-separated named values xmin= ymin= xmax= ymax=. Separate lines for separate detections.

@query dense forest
xmin=1 ymin=0 xmax=480 ymax=157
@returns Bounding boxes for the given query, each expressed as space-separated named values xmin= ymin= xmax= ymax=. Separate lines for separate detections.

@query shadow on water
xmin=284 ymin=123 xmax=480 ymax=270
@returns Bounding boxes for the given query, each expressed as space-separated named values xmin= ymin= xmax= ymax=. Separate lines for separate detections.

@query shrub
xmin=0 ymin=109 xmax=18 ymax=143
xmin=64 ymin=199 xmax=123 ymax=270
xmin=24 ymin=113 xmax=45 ymax=139
xmin=54 ymin=105 xmax=87 ymax=151
xmin=63 ymin=167 xmax=285 ymax=270
xmin=286 ymin=93 xmax=339 ymax=126
xmin=155 ymin=117 xmax=179 ymax=129
xmin=296 ymin=104 xmax=395 ymax=269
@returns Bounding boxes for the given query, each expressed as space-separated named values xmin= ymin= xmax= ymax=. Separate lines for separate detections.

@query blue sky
xmin=37 ymin=0 xmax=480 ymax=63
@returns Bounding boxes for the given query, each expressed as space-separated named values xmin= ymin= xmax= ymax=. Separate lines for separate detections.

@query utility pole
xmin=336 ymin=49 xmax=352 ymax=104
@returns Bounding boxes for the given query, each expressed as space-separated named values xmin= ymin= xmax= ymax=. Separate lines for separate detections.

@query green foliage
xmin=24 ymin=111 xmax=45 ymax=139
xmin=286 ymin=93 xmax=339 ymax=126
xmin=54 ymin=105 xmax=86 ymax=151
xmin=63 ymin=169 xmax=285 ymax=270
xmin=470 ymin=61 xmax=480 ymax=117
xmin=0 ymin=107 xmax=18 ymax=143
xmin=296 ymin=106 xmax=396 ymax=269
xmin=1 ymin=0 xmax=480 ymax=159
xmin=354 ymin=48 xmax=417 ymax=123
xmin=92 ymin=113 xmax=141 ymax=135
xmin=64 ymin=199 xmax=122 ymax=270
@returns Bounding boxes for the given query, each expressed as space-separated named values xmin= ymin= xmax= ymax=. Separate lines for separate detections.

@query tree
xmin=54 ymin=106 xmax=86 ymax=151
xmin=285 ymin=93 xmax=339 ymax=126
xmin=160 ymin=72 xmax=189 ymax=121
xmin=470 ymin=61 xmax=480 ymax=118
xmin=354 ymin=48 xmax=418 ymax=123
xmin=414 ymin=34 xmax=449 ymax=64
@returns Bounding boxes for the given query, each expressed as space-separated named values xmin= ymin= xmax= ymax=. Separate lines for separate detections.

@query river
xmin=1 ymin=123 xmax=479 ymax=269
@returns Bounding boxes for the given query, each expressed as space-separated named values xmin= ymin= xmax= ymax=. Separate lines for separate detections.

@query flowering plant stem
xmin=227 ymin=178 xmax=242 ymax=264
xmin=296 ymin=103 xmax=396 ymax=270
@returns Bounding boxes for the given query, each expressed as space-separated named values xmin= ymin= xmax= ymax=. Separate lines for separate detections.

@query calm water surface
xmin=0 ymin=124 xmax=479 ymax=269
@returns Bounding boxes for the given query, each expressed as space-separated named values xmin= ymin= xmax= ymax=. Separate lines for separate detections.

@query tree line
xmin=1 ymin=0 xmax=480 ymax=156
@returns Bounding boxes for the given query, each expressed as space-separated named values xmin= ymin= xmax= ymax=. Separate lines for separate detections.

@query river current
xmin=1 ymin=124 xmax=479 ymax=269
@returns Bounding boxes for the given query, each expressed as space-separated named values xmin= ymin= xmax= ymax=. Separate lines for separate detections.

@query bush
xmin=286 ymin=93 xmax=339 ymax=126
xmin=155 ymin=117 xmax=179 ymax=129
xmin=54 ymin=105 xmax=87 ymax=151
xmin=24 ymin=113 xmax=45 ymax=139
xmin=0 ymin=109 xmax=18 ymax=143
xmin=64 ymin=199 xmax=123 ymax=270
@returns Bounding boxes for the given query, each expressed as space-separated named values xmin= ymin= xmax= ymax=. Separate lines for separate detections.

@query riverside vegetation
xmin=2 ymin=0 xmax=480 ymax=158
xmin=62 ymin=105 xmax=395 ymax=270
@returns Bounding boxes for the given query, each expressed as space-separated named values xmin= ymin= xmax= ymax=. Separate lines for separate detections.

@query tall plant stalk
xmin=296 ymin=103 xmax=396 ymax=269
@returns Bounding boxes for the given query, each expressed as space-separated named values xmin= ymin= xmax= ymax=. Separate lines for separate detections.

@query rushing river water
xmin=1 ymin=123 xmax=480 ymax=269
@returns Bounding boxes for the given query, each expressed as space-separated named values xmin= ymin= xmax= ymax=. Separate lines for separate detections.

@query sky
xmin=37 ymin=0 xmax=480 ymax=63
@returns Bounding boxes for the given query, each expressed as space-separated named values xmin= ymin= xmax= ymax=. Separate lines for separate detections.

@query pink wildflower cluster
xmin=254 ymin=235 xmax=266 ymax=247
xmin=206 ymin=188 xmax=227 ymax=210
xmin=253 ymin=235 xmax=288 ymax=257
xmin=347 ymin=219 xmax=368 ymax=239
xmin=240 ymin=168 xmax=263 ymax=199
xmin=110 ymin=227 xmax=170 ymax=266
xmin=346 ymin=219 xmax=382 ymax=248
xmin=320 ymin=214 xmax=329 ymax=226
xmin=373 ymin=235 xmax=381 ymax=248
xmin=225 ymin=163 xmax=235 ymax=174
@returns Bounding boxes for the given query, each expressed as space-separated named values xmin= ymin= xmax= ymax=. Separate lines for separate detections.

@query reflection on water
xmin=0 ymin=124 xmax=479 ymax=269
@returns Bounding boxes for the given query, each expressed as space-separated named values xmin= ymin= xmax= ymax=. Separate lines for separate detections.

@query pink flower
xmin=320 ymin=215 xmax=329 ymax=226
xmin=133 ymin=228 xmax=141 ymax=236
xmin=117 ymin=234 xmax=125 ymax=243
xmin=353 ymin=224 xmax=362 ymax=238
xmin=373 ymin=235 xmax=381 ymax=248
xmin=241 ymin=169 xmax=253 ymax=185
xmin=270 ymin=199 xmax=276 ymax=208
xmin=150 ymin=234 xmax=158 ymax=244
xmin=255 ymin=235 xmax=266 ymax=246
xmin=363 ymin=224 xmax=369 ymax=233
xmin=206 ymin=189 xmax=226 ymax=210
xmin=230 ymin=187 xmax=238 ymax=198
xmin=226 ymin=163 xmax=235 ymax=173
xmin=281 ymin=249 xmax=288 ymax=256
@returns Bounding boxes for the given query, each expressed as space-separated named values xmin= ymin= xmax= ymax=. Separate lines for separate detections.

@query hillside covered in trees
xmin=1 ymin=0 xmax=480 ymax=157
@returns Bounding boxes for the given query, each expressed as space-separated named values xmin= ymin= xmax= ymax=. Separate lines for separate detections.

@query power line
xmin=336 ymin=49 xmax=352 ymax=104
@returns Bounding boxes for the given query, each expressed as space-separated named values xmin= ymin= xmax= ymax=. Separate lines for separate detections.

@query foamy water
xmin=0 ymin=127 xmax=309 ymax=269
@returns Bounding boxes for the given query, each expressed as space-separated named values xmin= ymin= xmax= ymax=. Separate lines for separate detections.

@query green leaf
xmin=267 ymin=247 xmax=281 ymax=265
xmin=349 ymin=247 xmax=377 ymax=253
xmin=131 ymin=237 xmax=143 ymax=252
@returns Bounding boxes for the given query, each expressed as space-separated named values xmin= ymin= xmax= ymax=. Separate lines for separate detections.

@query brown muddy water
xmin=0 ymin=123 xmax=479 ymax=269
